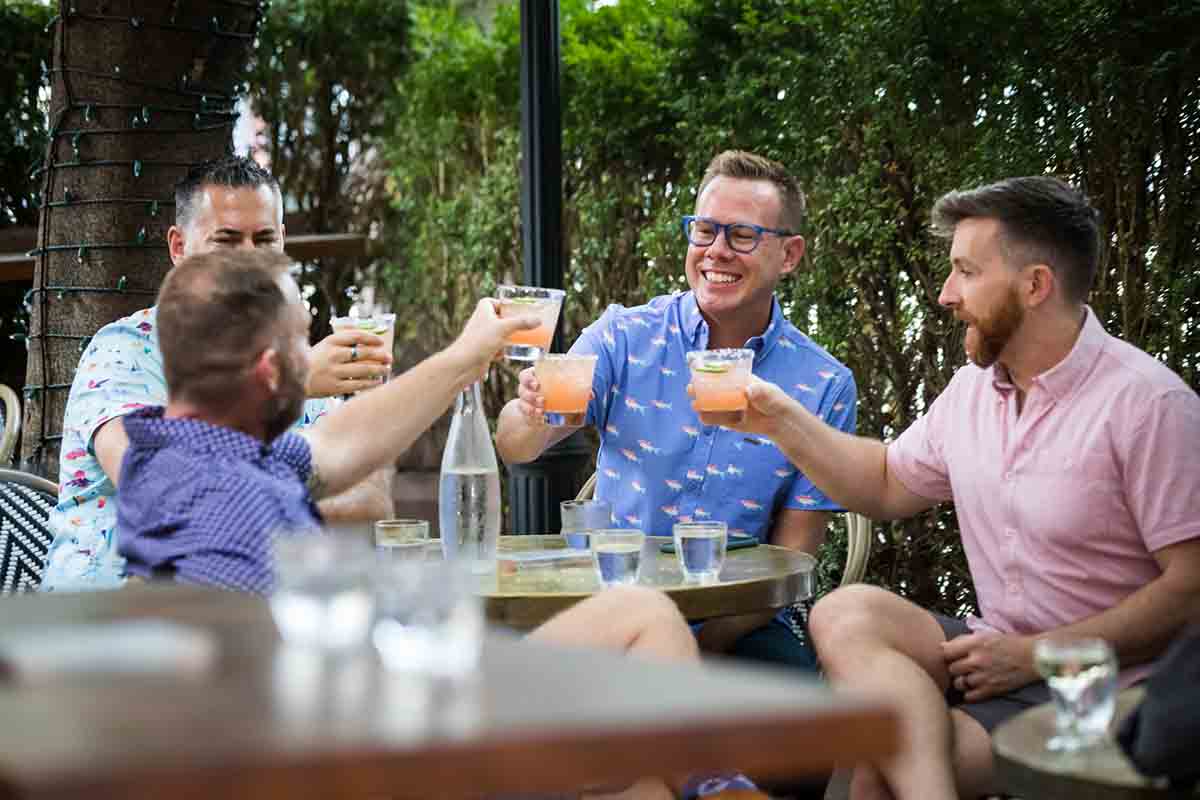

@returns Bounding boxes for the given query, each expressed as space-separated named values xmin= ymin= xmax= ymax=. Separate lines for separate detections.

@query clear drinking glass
xmin=270 ymin=531 xmax=375 ymax=653
xmin=496 ymin=285 xmax=564 ymax=361
xmin=374 ymin=519 xmax=430 ymax=563
xmin=535 ymin=354 xmax=598 ymax=426
xmin=590 ymin=529 xmax=645 ymax=588
xmin=331 ymin=312 xmax=397 ymax=385
xmin=559 ymin=499 xmax=612 ymax=550
xmin=673 ymin=521 xmax=728 ymax=583
xmin=1033 ymin=636 xmax=1119 ymax=752
xmin=687 ymin=348 xmax=755 ymax=425
xmin=371 ymin=559 xmax=484 ymax=681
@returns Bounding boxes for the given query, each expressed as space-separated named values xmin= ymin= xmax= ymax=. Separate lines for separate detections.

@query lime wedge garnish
xmin=694 ymin=363 xmax=730 ymax=374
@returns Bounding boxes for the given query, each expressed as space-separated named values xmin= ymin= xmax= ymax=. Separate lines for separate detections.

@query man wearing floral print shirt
xmin=497 ymin=151 xmax=857 ymax=672
xmin=41 ymin=156 xmax=394 ymax=591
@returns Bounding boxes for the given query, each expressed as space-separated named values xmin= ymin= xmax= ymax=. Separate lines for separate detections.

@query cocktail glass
xmin=331 ymin=312 xmax=396 ymax=385
xmin=535 ymin=354 xmax=597 ymax=426
xmin=687 ymin=348 xmax=754 ymax=425
xmin=496 ymin=285 xmax=564 ymax=361
xmin=1033 ymin=636 xmax=1119 ymax=752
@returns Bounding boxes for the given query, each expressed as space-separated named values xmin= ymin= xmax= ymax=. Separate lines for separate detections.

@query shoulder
xmin=773 ymin=321 xmax=853 ymax=381
xmin=273 ymin=432 xmax=314 ymax=475
xmin=90 ymin=306 xmax=158 ymax=344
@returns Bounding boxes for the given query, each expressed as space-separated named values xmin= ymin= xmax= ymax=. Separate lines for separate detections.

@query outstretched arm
xmin=700 ymin=378 xmax=935 ymax=521
xmin=304 ymin=300 xmax=537 ymax=498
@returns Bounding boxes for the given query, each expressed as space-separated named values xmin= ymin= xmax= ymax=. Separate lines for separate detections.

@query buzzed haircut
xmin=156 ymin=249 xmax=294 ymax=409
xmin=931 ymin=176 xmax=1101 ymax=305
xmin=174 ymin=155 xmax=282 ymax=229
xmin=697 ymin=150 xmax=807 ymax=232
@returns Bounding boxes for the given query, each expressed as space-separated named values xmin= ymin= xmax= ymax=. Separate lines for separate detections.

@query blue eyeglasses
xmin=681 ymin=215 xmax=797 ymax=254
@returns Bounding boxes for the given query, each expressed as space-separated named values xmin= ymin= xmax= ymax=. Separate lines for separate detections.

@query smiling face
xmin=684 ymin=176 xmax=804 ymax=339
xmin=168 ymin=184 xmax=284 ymax=265
xmin=939 ymin=217 xmax=1027 ymax=368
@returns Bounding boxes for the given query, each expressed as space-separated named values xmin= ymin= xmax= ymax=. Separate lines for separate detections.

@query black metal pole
xmin=510 ymin=0 xmax=589 ymax=535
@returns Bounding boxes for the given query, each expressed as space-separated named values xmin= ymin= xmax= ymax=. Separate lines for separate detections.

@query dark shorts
xmin=934 ymin=614 xmax=1051 ymax=733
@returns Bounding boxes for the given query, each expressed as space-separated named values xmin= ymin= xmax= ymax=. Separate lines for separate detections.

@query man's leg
xmin=528 ymin=585 xmax=699 ymax=663
xmin=808 ymin=585 xmax=958 ymax=800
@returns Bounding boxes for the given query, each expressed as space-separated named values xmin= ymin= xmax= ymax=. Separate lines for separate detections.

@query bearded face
xmin=262 ymin=338 xmax=308 ymax=442
xmin=959 ymin=283 xmax=1025 ymax=368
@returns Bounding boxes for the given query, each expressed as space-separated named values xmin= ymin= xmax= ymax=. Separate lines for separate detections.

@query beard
xmin=960 ymin=287 xmax=1024 ymax=368
xmin=263 ymin=346 xmax=307 ymax=442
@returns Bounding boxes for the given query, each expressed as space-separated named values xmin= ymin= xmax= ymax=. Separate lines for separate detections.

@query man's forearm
xmin=495 ymin=399 xmax=555 ymax=465
xmin=1051 ymin=566 xmax=1200 ymax=669
xmin=308 ymin=348 xmax=477 ymax=496
xmin=316 ymin=467 xmax=393 ymax=523
xmin=767 ymin=405 xmax=914 ymax=520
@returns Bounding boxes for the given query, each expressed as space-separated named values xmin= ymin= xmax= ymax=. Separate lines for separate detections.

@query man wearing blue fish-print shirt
xmin=497 ymin=150 xmax=857 ymax=673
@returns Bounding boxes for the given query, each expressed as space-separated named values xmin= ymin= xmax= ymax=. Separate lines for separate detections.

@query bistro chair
xmin=574 ymin=471 xmax=873 ymax=586
xmin=0 ymin=467 xmax=58 ymax=594
xmin=0 ymin=383 xmax=20 ymax=467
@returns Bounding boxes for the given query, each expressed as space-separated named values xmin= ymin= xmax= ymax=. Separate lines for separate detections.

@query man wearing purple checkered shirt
xmin=717 ymin=177 xmax=1200 ymax=800
xmin=115 ymin=247 xmax=763 ymax=800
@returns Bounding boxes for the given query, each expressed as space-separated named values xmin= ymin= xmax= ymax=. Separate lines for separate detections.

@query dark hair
xmin=156 ymin=249 xmax=294 ymax=408
xmin=697 ymin=150 xmax=807 ymax=232
xmin=931 ymin=176 xmax=1100 ymax=304
xmin=174 ymin=155 xmax=281 ymax=229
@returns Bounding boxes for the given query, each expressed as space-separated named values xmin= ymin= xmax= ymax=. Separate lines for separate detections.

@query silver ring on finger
xmin=350 ymin=344 xmax=358 ymax=362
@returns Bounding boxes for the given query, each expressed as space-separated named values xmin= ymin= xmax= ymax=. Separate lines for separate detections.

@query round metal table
xmin=993 ymin=688 xmax=1198 ymax=799
xmin=470 ymin=534 xmax=815 ymax=630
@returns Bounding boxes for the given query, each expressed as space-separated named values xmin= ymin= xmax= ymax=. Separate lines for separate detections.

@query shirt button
xmin=1005 ymin=528 xmax=1016 ymax=538
xmin=1007 ymin=581 xmax=1019 ymax=593
xmin=1005 ymin=471 xmax=1015 ymax=481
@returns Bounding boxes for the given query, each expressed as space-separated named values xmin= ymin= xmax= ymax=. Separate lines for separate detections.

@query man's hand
xmin=448 ymin=299 xmax=540 ymax=383
xmin=307 ymin=330 xmax=392 ymax=397
xmin=691 ymin=376 xmax=796 ymax=437
xmin=514 ymin=366 xmax=547 ymax=426
xmin=943 ymin=631 xmax=1038 ymax=702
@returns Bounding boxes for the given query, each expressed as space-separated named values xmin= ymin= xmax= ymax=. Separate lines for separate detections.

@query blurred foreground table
xmin=0 ymin=583 xmax=894 ymax=800
xmin=483 ymin=534 xmax=815 ymax=629
xmin=993 ymin=687 xmax=1199 ymax=799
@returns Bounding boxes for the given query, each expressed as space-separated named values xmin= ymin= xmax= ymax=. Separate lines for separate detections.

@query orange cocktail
xmin=496 ymin=285 xmax=564 ymax=361
xmin=687 ymin=348 xmax=754 ymax=425
xmin=534 ymin=354 xmax=597 ymax=426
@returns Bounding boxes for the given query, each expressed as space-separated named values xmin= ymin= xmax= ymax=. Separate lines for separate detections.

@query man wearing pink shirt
xmin=701 ymin=176 xmax=1200 ymax=800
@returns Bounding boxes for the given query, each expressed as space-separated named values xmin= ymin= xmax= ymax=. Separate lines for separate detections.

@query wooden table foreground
xmin=0 ymin=584 xmax=897 ymax=800
xmin=483 ymin=534 xmax=816 ymax=629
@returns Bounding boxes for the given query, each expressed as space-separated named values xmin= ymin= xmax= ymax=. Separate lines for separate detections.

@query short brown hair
xmin=697 ymin=150 xmax=807 ymax=232
xmin=156 ymin=249 xmax=294 ymax=408
xmin=931 ymin=176 xmax=1100 ymax=304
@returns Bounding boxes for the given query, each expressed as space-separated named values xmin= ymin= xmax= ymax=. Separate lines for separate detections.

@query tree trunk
xmin=22 ymin=0 xmax=263 ymax=478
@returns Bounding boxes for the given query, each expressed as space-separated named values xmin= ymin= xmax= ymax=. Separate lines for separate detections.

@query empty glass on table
xmin=560 ymin=498 xmax=612 ymax=550
xmin=374 ymin=518 xmax=430 ymax=563
xmin=673 ymin=521 xmax=728 ymax=583
xmin=590 ymin=530 xmax=645 ymax=588
xmin=1033 ymin=636 xmax=1119 ymax=752
xmin=270 ymin=530 xmax=374 ymax=653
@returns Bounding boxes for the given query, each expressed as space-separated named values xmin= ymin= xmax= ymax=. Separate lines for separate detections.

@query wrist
xmin=438 ymin=342 xmax=485 ymax=392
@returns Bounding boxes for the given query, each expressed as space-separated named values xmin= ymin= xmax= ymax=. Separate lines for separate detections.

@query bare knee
xmin=810 ymin=584 xmax=898 ymax=652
